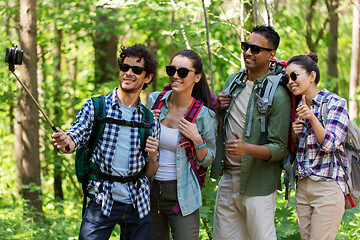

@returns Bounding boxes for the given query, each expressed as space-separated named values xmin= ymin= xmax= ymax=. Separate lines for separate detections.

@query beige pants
xmin=213 ymin=172 xmax=277 ymax=240
xmin=296 ymin=178 xmax=345 ymax=240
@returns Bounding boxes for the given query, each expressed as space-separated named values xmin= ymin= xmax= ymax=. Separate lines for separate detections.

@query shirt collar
xmin=244 ymin=69 xmax=275 ymax=84
xmin=110 ymin=88 xmax=143 ymax=112
xmin=160 ymin=90 xmax=172 ymax=109
xmin=311 ymin=88 xmax=329 ymax=107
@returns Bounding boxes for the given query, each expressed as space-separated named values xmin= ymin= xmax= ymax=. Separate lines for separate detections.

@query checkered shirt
xmin=67 ymin=88 xmax=160 ymax=218
xmin=296 ymin=89 xmax=349 ymax=194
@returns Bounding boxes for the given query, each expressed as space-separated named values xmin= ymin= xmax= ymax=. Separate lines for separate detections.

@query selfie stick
xmin=10 ymin=69 xmax=70 ymax=152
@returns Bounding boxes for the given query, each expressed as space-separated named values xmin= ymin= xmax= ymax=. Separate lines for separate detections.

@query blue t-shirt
xmin=112 ymin=104 xmax=134 ymax=204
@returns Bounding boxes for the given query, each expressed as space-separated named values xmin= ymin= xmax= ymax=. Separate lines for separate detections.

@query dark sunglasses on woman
xmin=282 ymin=72 xmax=307 ymax=84
xmin=119 ymin=63 xmax=146 ymax=75
xmin=241 ymin=42 xmax=274 ymax=55
xmin=166 ymin=65 xmax=197 ymax=78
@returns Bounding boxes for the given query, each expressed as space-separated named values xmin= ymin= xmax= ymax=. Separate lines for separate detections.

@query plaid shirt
xmin=296 ymin=89 xmax=349 ymax=194
xmin=67 ymin=88 xmax=160 ymax=218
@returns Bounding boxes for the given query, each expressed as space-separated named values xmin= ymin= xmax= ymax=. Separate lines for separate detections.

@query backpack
xmin=319 ymin=92 xmax=360 ymax=209
xmin=151 ymin=91 xmax=206 ymax=214
xmin=75 ymin=95 xmax=154 ymax=216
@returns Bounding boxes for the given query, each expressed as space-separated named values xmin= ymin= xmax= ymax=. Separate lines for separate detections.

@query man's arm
xmin=52 ymin=128 xmax=76 ymax=154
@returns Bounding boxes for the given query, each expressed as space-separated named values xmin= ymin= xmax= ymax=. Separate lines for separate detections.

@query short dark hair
xmin=287 ymin=52 xmax=320 ymax=84
xmin=118 ymin=43 xmax=157 ymax=90
xmin=251 ymin=25 xmax=280 ymax=50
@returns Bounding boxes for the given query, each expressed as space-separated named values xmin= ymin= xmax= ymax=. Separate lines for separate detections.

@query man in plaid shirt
xmin=52 ymin=44 xmax=160 ymax=240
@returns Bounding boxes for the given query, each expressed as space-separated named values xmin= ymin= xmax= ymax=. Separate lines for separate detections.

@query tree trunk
xmin=93 ymin=7 xmax=119 ymax=85
xmin=68 ymin=34 xmax=78 ymax=117
xmin=349 ymin=0 xmax=360 ymax=120
xmin=19 ymin=0 xmax=43 ymax=216
xmin=53 ymin=26 xmax=64 ymax=201
xmin=306 ymin=0 xmax=317 ymax=52
xmin=326 ymin=0 xmax=339 ymax=94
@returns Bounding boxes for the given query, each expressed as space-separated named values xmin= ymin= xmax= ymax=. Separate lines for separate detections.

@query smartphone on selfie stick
xmin=5 ymin=45 xmax=70 ymax=152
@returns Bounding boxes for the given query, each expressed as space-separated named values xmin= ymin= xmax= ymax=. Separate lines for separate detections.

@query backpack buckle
xmin=256 ymin=93 xmax=268 ymax=114
xmin=143 ymin=119 xmax=151 ymax=129
xmin=177 ymin=141 xmax=192 ymax=151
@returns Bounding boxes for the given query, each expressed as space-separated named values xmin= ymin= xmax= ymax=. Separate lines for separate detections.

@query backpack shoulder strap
xmin=266 ymin=73 xmax=283 ymax=107
xmin=151 ymin=91 xmax=168 ymax=110
xmin=319 ymin=92 xmax=334 ymax=127
xmin=251 ymin=73 xmax=283 ymax=135
xmin=184 ymin=98 xmax=204 ymax=123
xmin=223 ymin=68 xmax=246 ymax=94
xmin=140 ymin=104 xmax=154 ymax=157
xmin=81 ymin=95 xmax=106 ymax=217
xmin=88 ymin=96 xmax=106 ymax=156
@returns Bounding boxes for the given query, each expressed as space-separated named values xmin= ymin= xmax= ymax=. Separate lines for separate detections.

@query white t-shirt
xmin=224 ymin=80 xmax=254 ymax=173
xmin=155 ymin=123 xmax=179 ymax=181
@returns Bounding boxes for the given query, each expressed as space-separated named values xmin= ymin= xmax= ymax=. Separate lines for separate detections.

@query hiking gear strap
xmin=89 ymin=167 xmax=146 ymax=184
xmin=81 ymin=95 xmax=106 ymax=217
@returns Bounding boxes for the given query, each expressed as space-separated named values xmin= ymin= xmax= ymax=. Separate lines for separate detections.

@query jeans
xmin=79 ymin=199 xmax=151 ymax=240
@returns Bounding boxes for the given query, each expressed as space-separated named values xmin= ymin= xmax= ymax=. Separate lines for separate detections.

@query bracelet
xmin=194 ymin=140 xmax=206 ymax=150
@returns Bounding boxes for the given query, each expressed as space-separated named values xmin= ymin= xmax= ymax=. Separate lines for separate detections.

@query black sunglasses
xmin=166 ymin=65 xmax=197 ymax=78
xmin=120 ymin=63 xmax=146 ymax=75
xmin=282 ymin=72 xmax=307 ymax=84
xmin=241 ymin=42 xmax=274 ymax=54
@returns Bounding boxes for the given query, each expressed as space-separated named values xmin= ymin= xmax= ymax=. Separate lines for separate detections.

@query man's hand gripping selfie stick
xmin=6 ymin=46 xmax=70 ymax=152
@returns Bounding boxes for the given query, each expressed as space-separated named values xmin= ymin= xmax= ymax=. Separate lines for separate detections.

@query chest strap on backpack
xmin=89 ymin=167 xmax=146 ymax=184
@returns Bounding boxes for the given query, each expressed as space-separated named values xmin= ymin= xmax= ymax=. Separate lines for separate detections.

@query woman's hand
xmin=178 ymin=118 xmax=202 ymax=143
xmin=296 ymin=95 xmax=315 ymax=121
xmin=292 ymin=120 xmax=305 ymax=135
xmin=151 ymin=109 xmax=161 ymax=120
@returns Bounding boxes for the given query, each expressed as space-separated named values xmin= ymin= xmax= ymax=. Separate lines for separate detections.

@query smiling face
xmin=119 ymin=56 xmax=152 ymax=94
xmin=168 ymin=55 xmax=201 ymax=93
xmin=285 ymin=63 xmax=316 ymax=96
xmin=243 ymin=33 xmax=275 ymax=73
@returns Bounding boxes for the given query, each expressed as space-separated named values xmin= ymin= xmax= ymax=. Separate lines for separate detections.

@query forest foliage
xmin=0 ymin=0 xmax=360 ymax=239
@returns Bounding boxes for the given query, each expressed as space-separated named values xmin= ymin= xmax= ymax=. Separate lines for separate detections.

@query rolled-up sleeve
xmin=319 ymin=98 xmax=349 ymax=152
xmin=196 ymin=111 xmax=218 ymax=168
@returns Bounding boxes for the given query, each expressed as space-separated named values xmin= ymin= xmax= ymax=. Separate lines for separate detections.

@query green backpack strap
xmin=88 ymin=96 xmax=106 ymax=179
xmin=139 ymin=104 xmax=154 ymax=157
xmin=79 ymin=95 xmax=106 ymax=217
xmin=88 ymin=96 xmax=106 ymax=160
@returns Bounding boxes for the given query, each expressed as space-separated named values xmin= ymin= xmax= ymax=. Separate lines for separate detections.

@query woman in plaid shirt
xmin=285 ymin=53 xmax=350 ymax=240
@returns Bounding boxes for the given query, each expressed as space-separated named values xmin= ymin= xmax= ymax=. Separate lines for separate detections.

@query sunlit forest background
xmin=0 ymin=0 xmax=360 ymax=239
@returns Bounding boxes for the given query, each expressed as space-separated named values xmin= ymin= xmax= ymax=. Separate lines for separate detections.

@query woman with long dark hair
xmin=147 ymin=49 xmax=218 ymax=240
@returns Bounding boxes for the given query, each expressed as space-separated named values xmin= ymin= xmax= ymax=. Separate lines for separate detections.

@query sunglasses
xmin=282 ymin=71 xmax=307 ymax=84
xmin=241 ymin=42 xmax=274 ymax=54
xmin=119 ymin=63 xmax=146 ymax=75
xmin=166 ymin=65 xmax=197 ymax=78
